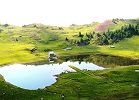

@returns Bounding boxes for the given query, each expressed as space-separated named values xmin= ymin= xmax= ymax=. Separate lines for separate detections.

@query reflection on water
xmin=61 ymin=54 xmax=139 ymax=67
xmin=29 ymin=54 xmax=139 ymax=67
xmin=49 ymin=58 xmax=55 ymax=62
xmin=0 ymin=61 xmax=104 ymax=90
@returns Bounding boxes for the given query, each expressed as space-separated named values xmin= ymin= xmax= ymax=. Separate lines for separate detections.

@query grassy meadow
xmin=0 ymin=19 xmax=139 ymax=99
xmin=0 ymin=19 xmax=138 ymax=65
xmin=98 ymin=36 xmax=139 ymax=59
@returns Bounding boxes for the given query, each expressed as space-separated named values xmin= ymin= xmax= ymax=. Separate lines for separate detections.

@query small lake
xmin=0 ymin=61 xmax=104 ymax=90
xmin=1 ymin=54 xmax=139 ymax=90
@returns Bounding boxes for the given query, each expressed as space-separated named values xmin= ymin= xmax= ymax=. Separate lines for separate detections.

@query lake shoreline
xmin=1 ymin=52 xmax=139 ymax=67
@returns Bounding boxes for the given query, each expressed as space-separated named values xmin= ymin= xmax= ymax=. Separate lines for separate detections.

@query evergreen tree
xmin=78 ymin=32 xmax=84 ymax=38
xmin=65 ymin=37 xmax=69 ymax=42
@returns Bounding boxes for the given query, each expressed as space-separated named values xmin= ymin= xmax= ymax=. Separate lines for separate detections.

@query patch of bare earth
xmin=95 ymin=20 xmax=113 ymax=32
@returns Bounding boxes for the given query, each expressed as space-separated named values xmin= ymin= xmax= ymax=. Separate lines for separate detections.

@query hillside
xmin=95 ymin=20 xmax=113 ymax=32
xmin=0 ymin=18 xmax=138 ymax=65
xmin=98 ymin=36 xmax=139 ymax=59
xmin=95 ymin=18 xmax=139 ymax=32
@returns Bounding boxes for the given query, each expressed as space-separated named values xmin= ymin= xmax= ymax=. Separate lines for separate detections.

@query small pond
xmin=0 ymin=61 xmax=104 ymax=90
xmin=1 ymin=54 xmax=139 ymax=90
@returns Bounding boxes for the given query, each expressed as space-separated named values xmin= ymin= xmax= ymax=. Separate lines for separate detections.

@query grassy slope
xmin=58 ymin=19 xmax=139 ymax=59
xmin=0 ymin=26 xmax=47 ymax=65
xmin=98 ymin=36 xmax=139 ymax=59
xmin=0 ymin=23 xmax=100 ymax=65
xmin=56 ymin=35 xmax=139 ymax=61
xmin=0 ymin=19 xmax=138 ymax=65
xmin=108 ymin=20 xmax=130 ymax=31
xmin=0 ymin=65 xmax=139 ymax=100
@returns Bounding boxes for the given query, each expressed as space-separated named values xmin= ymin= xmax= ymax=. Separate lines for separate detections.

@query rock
xmin=61 ymin=94 xmax=64 ymax=98
xmin=110 ymin=45 xmax=115 ymax=48
xmin=64 ymin=47 xmax=72 ymax=50
xmin=30 ymin=48 xmax=37 ymax=53
xmin=131 ymin=84 xmax=136 ymax=87
xmin=135 ymin=70 xmax=139 ymax=72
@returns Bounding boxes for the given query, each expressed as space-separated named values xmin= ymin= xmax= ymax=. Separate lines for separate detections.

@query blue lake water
xmin=0 ymin=61 xmax=104 ymax=90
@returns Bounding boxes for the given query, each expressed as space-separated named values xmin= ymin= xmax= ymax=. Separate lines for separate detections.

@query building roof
xmin=48 ymin=51 xmax=54 ymax=54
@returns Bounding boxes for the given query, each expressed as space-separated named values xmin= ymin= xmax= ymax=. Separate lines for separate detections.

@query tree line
xmin=65 ymin=24 xmax=139 ymax=46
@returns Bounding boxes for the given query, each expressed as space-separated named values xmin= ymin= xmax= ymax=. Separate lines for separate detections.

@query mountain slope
xmin=0 ymin=18 xmax=138 ymax=65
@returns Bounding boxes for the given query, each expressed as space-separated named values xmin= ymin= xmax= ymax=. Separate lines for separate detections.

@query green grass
xmin=0 ymin=42 xmax=46 ymax=65
xmin=0 ymin=65 xmax=139 ymax=99
xmin=49 ymin=65 xmax=139 ymax=100
xmin=1 ymin=33 xmax=139 ymax=66
xmin=109 ymin=20 xmax=130 ymax=31
xmin=0 ymin=19 xmax=138 ymax=66
xmin=98 ymin=36 xmax=139 ymax=59
xmin=0 ymin=23 xmax=100 ymax=65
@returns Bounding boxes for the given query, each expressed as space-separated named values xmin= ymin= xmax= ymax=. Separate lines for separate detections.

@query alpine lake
xmin=0 ymin=54 xmax=139 ymax=90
